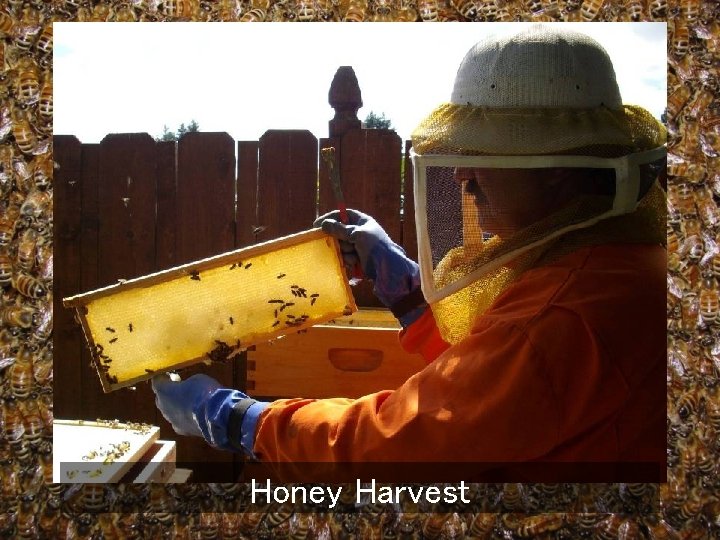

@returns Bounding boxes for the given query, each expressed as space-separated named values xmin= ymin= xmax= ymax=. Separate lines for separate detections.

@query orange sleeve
xmin=398 ymin=307 xmax=451 ymax=363
xmin=252 ymin=320 xmax=562 ymax=479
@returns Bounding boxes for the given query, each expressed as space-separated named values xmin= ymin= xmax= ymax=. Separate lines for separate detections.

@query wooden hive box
xmin=247 ymin=308 xmax=427 ymax=399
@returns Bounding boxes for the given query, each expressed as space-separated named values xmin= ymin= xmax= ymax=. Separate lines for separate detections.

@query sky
xmin=54 ymin=22 xmax=667 ymax=144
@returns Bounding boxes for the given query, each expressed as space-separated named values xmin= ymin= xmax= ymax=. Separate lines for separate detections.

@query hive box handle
xmin=328 ymin=348 xmax=383 ymax=372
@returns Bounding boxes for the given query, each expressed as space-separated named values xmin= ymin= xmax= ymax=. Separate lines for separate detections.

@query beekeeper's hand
xmin=315 ymin=208 xmax=426 ymax=327
xmin=151 ymin=373 xmax=268 ymax=456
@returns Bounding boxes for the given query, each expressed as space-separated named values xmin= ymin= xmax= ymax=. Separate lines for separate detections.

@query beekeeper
xmin=152 ymin=25 xmax=667 ymax=480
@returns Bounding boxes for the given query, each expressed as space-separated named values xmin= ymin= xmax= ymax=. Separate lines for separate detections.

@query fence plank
xmin=153 ymin=139 xmax=177 ymax=440
xmin=53 ymin=135 xmax=83 ymax=420
xmin=233 ymin=140 xmax=259 ymax=478
xmin=76 ymin=143 xmax=101 ymax=424
xmin=176 ymin=132 xmax=237 ymax=261
xmin=256 ymin=130 xmax=318 ymax=242
xmin=176 ymin=132 xmax=237 ymax=480
xmin=340 ymin=129 xmax=403 ymax=241
xmin=155 ymin=140 xmax=177 ymax=271
xmin=237 ymin=141 xmax=259 ymax=248
xmin=82 ymin=134 xmax=160 ymax=424
xmin=336 ymin=129 xmax=403 ymax=307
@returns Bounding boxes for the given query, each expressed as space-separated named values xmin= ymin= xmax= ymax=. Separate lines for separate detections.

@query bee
xmin=37 ymin=236 xmax=54 ymax=279
xmin=648 ymin=0 xmax=665 ymax=18
xmin=21 ymin=397 xmax=47 ymax=447
xmin=524 ymin=0 xmax=543 ymax=14
xmin=672 ymin=20 xmax=689 ymax=59
xmin=0 ymin=304 xmax=35 ymax=328
xmin=681 ymin=290 xmax=699 ymax=331
xmin=15 ymin=227 xmax=36 ymax=272
xmin=14 ymin=55 xmax=40 ymax=106
xmin=695 ymin=187 xmax=720 ymax=227
xmin=676 ymin=497 xmax=704 ymax=523
xmin=38 ymin=495 xmax=61 ymax=538
xmin=115 ymin=3 xmax=140 ymax=21
xmin=239 ymin=7 xmax=267 ymax=20
xmin=244 ymin=262 xmax=252 ymax=269
xmin=580 ymin=0 xmax=604 ymax=20
xmin=15 ymin=494 xmax=37 ymax=539
xmin=266 ymin=503 xmax=294 ymax=528
xmin=395 ymin=5 xmax=418 ymax=19
xmin=20 ymin=188 xmax=51 ymax=222
xmin=415 ymin=0 xmax=439 ymax=19
xmin=0 ymin=250 xmax=12 ymax=285
xmin=290 ymin=513 xmax=312 ymax=540
xmin=0 ymin=11 xmax=16 ymax=36
xmin=9 ymin=344 xmax=35 ymax=399
xmin=13 ymin=272 xmax=46 ymax=298
xmin=37 ymin=78 xmax=52 ymax=125
xmin=681 ymin=0 xmax=699 ymax=22
xmin=90 ymin=1 xmax=114 ymax=20
xmin=239 ymin=509 xmax=264 ymax=533
xmin=33 ymin=351 xmax=51 ymax=395
xmin=342 ymin=0 xmax=367 ymax=20
xmin=148 ymin=484 xmax=176 ymax=526
xmin=594 ymin=515 xmax=640 ymax=540
xmin=315 ymin=0 xmax=337 ymax=19
xmin=0 ymin=455 xmax=21 ymax=501
xmin=277 ymin=273 xmax=286 ymax=279
xmin=293 ymin=0 xmax=318 ymax=21
xmin=687 ymin=86 xmax=714 ymax=120
xmin=2 ymin=397 xmax=26 ymax=453
xmin=11 ymin=107 xmax=37 ymax=155
xmin=668 ymin=160 xmax=703 ymax=186
xmin=676 ymin=388 xmax=704 ymax=421
xmin=624 ymin=0 xmax=645 ymax=22
xmin=467 ymin=513 xmax=495 ymax=538
xmin=501 ymin=483 xmax=526 ymax=511
xmin=13 ymin=8 xmax=41 ymax=53
xmin=190 ymin=269 xmax=200 ymax=280
xmin=34 ymin=21 xmax=52 ymax=60
xmin=0 ymin=204 xmax=18 ymax=246
xmin=667 ymin=182 xmax=696 ymax=214
xmin=420 ymin=513 xmax=452 ymax=540
xmin=96 ymin=513 xmax=121 ymax=540
xmin=32 ymin=152 xmax=53 ymax=190
xmin=515 ymin=513 xmax=566 ymax=537
xmin=217 ymin=512 xmax=242 ymax=537
xmin=678 ymin=118 xmax=702 ymax=160
xmin=448 ymin=0 xmax=480 ymax=18
xmin=705 ymin=397 xmax=720 ymax=434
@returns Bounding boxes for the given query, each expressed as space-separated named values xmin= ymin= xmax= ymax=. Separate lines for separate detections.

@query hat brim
xmin=411 ymin=104 xmax=666 ymax=158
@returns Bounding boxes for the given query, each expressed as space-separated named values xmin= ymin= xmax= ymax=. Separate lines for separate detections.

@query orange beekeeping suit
xmin=252 ymin=244 xmax=666 ymax=482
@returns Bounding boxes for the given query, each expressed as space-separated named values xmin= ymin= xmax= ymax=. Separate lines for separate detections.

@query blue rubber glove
xmin=151 ymin=373 xmax=268 ymax=457
xmin=314 ymin=208 xmax=427 ymax=327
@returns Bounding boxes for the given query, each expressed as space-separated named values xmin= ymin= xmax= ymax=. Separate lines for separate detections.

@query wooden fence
xmin=53 ymin=67 xmax=419 ymax=481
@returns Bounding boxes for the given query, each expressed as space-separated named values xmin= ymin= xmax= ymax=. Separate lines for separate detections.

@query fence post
xmin=328 ymin=66 xmax=363 ymax=138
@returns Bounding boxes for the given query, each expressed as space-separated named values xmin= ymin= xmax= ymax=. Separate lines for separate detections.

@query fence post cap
xmin=328 ymin=66 xmax=363 ymax=138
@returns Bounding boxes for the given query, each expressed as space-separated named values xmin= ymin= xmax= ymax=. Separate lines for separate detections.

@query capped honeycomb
xmin=63 ymin=229 xmax=356 ymax=392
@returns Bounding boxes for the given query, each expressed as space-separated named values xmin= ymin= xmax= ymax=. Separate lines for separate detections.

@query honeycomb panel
xmin=64 ymin=229 xmax=356 ymax=391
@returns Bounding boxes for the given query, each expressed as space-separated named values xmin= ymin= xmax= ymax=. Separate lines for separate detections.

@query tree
xmin=156 ymin=120 xmax=200 ymax=141
xmin=363 ymin=111 xmax=393 ymax=130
